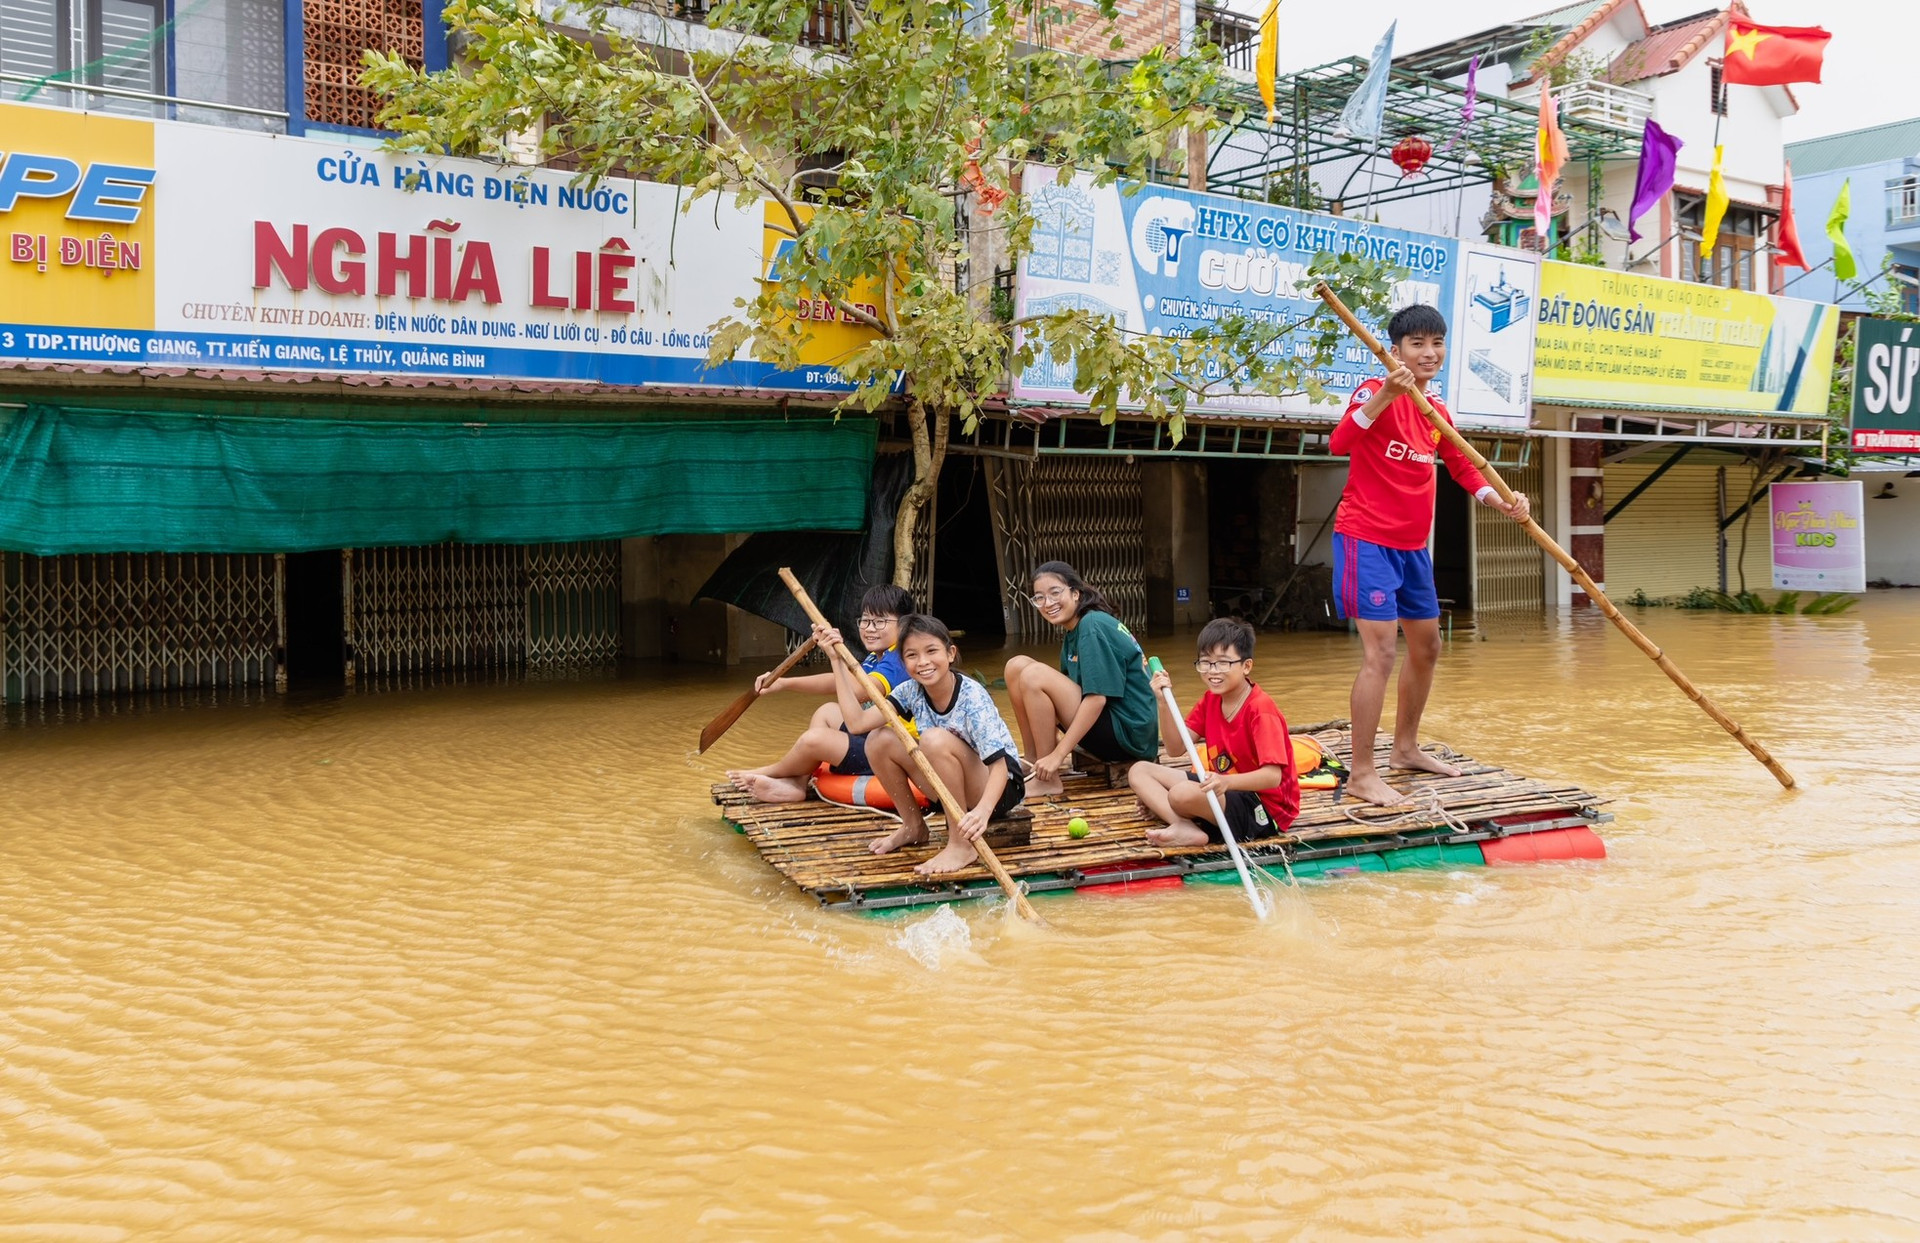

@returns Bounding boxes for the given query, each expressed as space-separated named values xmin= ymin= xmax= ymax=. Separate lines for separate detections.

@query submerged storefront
xmin=1528 ymin=262 xmax=1839 ymax=607
xmin=0 ymin=102 xmax=878 ymax=703
xmin=1001 ymin=168 xmax=1549 ymax=634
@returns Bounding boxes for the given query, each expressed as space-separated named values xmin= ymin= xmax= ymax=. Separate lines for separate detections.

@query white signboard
xmin=1010 ymin=168 xmax=1538 ymax=431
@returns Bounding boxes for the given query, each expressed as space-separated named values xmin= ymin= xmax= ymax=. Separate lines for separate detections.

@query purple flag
xmin=1628 ymin=118 xmax=1683 ymax=243
xmin=1441 ymin=55 xmax=1479 ymax=154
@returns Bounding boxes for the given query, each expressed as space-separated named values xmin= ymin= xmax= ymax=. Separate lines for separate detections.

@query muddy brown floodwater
xmin=4 ymin=594 xmax=1919 ymax=1239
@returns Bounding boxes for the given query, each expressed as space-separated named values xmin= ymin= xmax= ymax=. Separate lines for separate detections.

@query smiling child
xmin=1128 ymin=618 xmax=1298 ymax=849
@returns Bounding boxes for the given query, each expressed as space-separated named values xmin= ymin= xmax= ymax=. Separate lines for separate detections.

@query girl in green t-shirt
xmin=1003 ymin=561 xmax=1160 ymax=797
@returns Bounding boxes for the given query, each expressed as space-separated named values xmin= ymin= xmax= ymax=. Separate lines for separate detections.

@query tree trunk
xmin=1735 ymin=450 xmax=1779 ymax=596
xmin=892 ymin=397 xmax=951 ymax=591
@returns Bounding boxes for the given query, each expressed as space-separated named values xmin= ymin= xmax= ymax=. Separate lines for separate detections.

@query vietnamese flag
xmin=1775 ymin=160 xmax=1809 ymax=270
xmin=1722 ymin=19 xmax=1830 ymax=86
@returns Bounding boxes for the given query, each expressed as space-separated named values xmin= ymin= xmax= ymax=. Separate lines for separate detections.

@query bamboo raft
xmin=712 ymin=723 xmax=1612 ymax=913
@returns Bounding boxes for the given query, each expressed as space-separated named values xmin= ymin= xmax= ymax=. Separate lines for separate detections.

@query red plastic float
xmin=1077 ymin=861 xmax=1185 ymax=897
xmin=1480 ymin=826 xmax=1606 ymax=864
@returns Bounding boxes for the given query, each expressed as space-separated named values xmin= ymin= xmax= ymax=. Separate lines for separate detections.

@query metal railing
xmin=1193 ymin=1 xmax=1259 ymax=71
xmin=669 ymin=0 xmax=853 ymax=48
xmin=1558 ymin=80 xmax=1653 ymax=132
xmin=0 ymin=71 xmax=289 ymax=122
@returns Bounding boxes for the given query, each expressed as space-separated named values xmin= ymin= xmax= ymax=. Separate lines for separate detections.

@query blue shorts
xmin=1333 ymin=532 xmax=1440 ymax=622
xmin=829 ymin=725 xmax=873 ymax=776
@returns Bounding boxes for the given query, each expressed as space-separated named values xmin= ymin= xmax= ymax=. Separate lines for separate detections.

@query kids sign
xmin=1770 ymin=480 xmax=1865 ymax=592
xmin=0 ymin=100 xmax=865 ymax=391
xmin=1850 ymin=317 xmax=1920 ymax=451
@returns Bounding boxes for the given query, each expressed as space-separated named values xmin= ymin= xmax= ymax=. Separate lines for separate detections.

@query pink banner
xmin=1770 ymin=481 xmax=1865 ymax=592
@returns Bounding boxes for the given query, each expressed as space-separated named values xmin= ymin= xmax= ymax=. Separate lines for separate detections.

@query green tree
xmin=365 ymin=0 xmax=1399 ymax=585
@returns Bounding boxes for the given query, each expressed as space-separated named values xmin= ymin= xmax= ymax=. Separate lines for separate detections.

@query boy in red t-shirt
xmin=1329 ymin=304 xmax=1530 ymax=805
xmin=1128 ymin=618 xmax=1298 ymax=848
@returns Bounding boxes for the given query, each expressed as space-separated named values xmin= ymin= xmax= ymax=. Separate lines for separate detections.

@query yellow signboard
xmin=0 ymin=105 xmax=155 ymax=332
xmin=1532 ymin=262 xmax=1838 ymax=415
xmin=761 ymin=202 xmax=888 ymax=384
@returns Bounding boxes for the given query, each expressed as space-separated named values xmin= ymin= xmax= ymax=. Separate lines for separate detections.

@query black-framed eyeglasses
xmin=1193 ymin=658 xmax=1247 ymax=673
xmin=857 ymin=615 xmax=896 ymax=630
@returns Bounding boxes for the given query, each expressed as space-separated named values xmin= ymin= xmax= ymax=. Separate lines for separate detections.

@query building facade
xmin=1783 ymin=117 xmax=1920 ymax=313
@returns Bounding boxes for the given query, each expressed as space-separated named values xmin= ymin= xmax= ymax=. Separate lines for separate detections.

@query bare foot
xmin=730 ymin=771 xmax=808 ymax=804
xmin=1345 ymin=772 xmax=1410 ymax=807
xmin=870 ymin=820 xmax=930 ymax=856
xmin=914 ymin=838 xmax=980 ymax=875
xmin=1025 ymin=776 xmax=1064 ymax=798
xmin=1390 ymin=746 xmax=1462 ymax=778
xmin=1146 ymin=821 xmax=1211 ymax=847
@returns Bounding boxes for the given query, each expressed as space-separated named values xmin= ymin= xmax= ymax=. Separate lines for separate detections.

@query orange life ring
xmin=810 ymin=762 xmax=930 ymax=812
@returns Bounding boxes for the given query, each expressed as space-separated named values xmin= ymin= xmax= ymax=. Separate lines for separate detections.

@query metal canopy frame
xmin=929 ymin=407 xmax=1536 ymax=469
xmin=1198 ymin=56 xmax=1643 ymax=210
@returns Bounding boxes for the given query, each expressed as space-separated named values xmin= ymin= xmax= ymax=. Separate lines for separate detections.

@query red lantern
xmin=1391 ymin=135 xmax=1433 ymax=178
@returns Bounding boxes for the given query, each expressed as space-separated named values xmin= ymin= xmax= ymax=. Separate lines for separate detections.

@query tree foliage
xmin=364 ymin=0 xmax=1402 ymax=582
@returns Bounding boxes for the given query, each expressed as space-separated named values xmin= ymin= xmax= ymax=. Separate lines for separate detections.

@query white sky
xmin=1236 ymin=0 xmax=1895 ymax=142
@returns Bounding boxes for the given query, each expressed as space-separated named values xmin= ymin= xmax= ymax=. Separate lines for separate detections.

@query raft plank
xmin=712 ymin=726 xmax=1609 ymax=906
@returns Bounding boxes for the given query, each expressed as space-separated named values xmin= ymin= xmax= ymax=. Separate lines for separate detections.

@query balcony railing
xmin=670 ymin=0 xmax=853 ymax=49
xmin=1 ymin=72 xmax=288 ymax=128
xmin=1558 ymin=80 xmax=1653 ymax=132
xmin=1887 ymin=177 xmax=1920 ymax=229
xmin=1193 ymin=1 xmax=1259 ymax=72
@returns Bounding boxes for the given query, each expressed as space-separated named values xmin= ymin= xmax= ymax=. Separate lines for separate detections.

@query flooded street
xmin=4 ymin=595 xmax=1919 ymax=1239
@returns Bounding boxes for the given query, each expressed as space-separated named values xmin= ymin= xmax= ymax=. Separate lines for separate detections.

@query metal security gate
xmin=526 ymin=541 xmax=622 ymax=665
xmin=346 ymin=541 xmax=621 ymax=680
xmin=1472 ymin=460 xmax=1546 ymax=613
xmin=986 ymin=457 xmax=1146 ymax=639
xmin=2 ymin=552 xmax=281 ymax=703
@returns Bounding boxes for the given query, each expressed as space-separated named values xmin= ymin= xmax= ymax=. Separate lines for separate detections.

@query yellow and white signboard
xmin=0 ymin=101 xmax=872 ymax=390
xmin=1533 ymin=262 xmax=1838 ymax=415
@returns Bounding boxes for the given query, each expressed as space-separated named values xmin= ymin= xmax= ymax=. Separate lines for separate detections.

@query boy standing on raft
xmin=1331 ymin=304 xmax=1530 ymax=806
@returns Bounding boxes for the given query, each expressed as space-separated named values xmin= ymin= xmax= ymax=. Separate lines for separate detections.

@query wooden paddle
xmin=778 ymin=567 xmax=1045 ymax=924
xmin=696 ymin=635 xmax=819 ymax=753
xmin=1312 ymin=282 xmax=1796 ymax=790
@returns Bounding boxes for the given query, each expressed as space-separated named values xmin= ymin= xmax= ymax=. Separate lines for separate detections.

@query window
xmin=1 ymin=0 xmax=283 ymax=126
xmin=1676 ymin=190 xmax=1773 ymax=291
xmin=1 ymin=0 xmax=165 ymax=115
xmin=1709 ymin=62 xmax=1728 ymax=116
xmin=1889 ymin=176 xmax=1920 ymax=227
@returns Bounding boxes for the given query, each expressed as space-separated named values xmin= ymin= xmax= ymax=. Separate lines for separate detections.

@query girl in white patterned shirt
xmin=821 ymin=613 xmax=1025 ymax=876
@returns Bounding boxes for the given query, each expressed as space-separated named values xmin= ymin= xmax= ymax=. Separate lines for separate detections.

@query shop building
xmin=0 ymin=95 xmax=879 ymax=705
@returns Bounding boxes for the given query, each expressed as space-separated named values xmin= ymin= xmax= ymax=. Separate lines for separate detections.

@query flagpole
xmin=1777 ymin=254 xmax=1835 ymax=293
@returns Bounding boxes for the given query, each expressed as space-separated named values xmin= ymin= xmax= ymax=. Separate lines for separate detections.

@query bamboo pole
xmin=1311 ymin=283 xmax=1796 ymax=790
xmin=777 ymin=567 xmax=1045 ymax=922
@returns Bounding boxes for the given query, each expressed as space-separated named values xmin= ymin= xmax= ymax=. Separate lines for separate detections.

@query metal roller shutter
xmin=1604 ymin=461 xmax=1721 ymax=599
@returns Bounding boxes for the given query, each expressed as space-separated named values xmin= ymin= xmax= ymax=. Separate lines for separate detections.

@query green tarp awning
xmin=0 ymin=404 xmax=876 ymax=554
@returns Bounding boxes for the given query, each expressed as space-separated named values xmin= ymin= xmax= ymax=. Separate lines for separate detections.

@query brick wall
xmin=1025 ymin=0 xmax=1183 ymax=61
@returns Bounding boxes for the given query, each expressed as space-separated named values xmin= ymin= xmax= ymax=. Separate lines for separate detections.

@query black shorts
xmin=992 ymin=759 xmax=1027 ymax=819
xmin=1185 ymin=772 xmax=1283 ymax=844
xmin=1078 ymin=706 xmax=1153 ymax=764
xmin=829 ymin=725 xmax=873 ymax=776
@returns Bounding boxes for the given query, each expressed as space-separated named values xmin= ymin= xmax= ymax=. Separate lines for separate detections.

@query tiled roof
xmin=1786 ymin=117 xmax=1920 ymax=177
xmin=1608 ymin=3 xmax=1740 ymax=83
